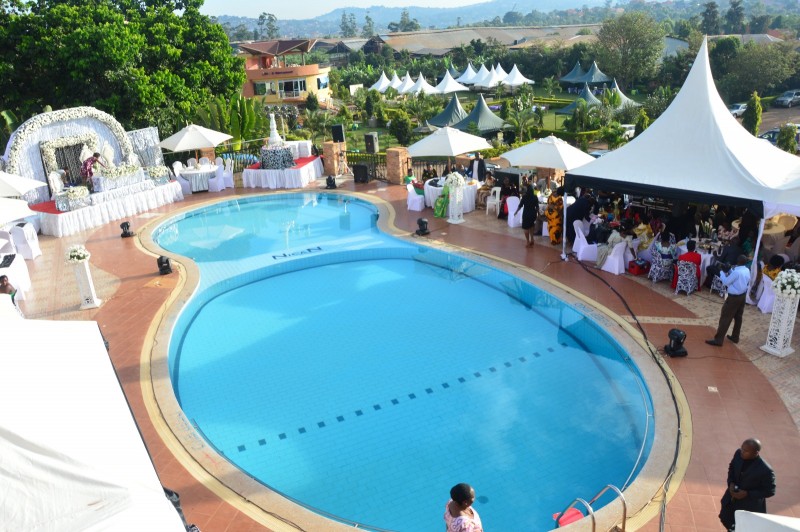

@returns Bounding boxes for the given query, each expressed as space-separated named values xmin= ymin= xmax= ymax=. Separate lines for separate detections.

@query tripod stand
xmin=338 ymin=150 xmax=351 ymax=176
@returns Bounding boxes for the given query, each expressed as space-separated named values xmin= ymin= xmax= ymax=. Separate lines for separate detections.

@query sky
xmin=199 ymin=0 xmax=478 ymax=20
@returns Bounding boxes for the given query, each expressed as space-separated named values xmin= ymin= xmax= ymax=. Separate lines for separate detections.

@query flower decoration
xmin=40 ymin=134 xmax=99 ymax=176
xmin=443 ymin=172 xmax=466 ymax=189
xmin=65 ymin=244 xmax=91 ymax=264
xmin=99 ymin=164 xmax=141 ymax=179
xmin=145 ymin=165 xmax=170 ymax=178
xmin=774 ymin=269 xmax=800 ymax=297
xmin=65 ymin=186 xmax=89 ymax=200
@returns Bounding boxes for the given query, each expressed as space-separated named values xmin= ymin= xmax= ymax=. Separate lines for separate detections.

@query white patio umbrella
xmin=0 ymin=198 xmax=37 ymax=226
xmin=407 ymin=126 xmax=491 ymax=157
xmin=159 ymin=124 xmax=232 ymax=153
xmin=500 ymin=135 xmax=595 ymax=170
xmin=434 ymin=71 xmax=470 ymax=94
xmin=0 ymin=171 xmax=47 ymax=197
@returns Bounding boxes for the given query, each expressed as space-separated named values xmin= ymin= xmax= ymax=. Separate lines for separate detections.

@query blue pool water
xmin=155 ymin=194 xmax=654 ymax=531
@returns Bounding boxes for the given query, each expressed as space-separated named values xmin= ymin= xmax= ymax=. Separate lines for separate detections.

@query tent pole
xmin=561 ymin=190 xmax=569 ymax=260
xmin=747 ymin=217 xmax=766 ymax=303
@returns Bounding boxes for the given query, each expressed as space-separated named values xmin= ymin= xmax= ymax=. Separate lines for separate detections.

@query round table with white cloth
xmin=423 ymin=179 xmax=479 ymax=214
xmin=180 ymin=166 xmax=218 ymax=192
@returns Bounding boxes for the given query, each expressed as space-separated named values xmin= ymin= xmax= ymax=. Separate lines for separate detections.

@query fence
xmin=345 ymin=151 xmax=387 ymax=181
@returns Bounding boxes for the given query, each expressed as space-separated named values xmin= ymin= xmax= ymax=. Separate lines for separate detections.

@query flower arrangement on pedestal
xmin=443 ymin=172 xmax=466 ymax=189
xmin=65 ymin=244 xmax=91 ymax=263
xmin=774 ymin=269 xmax=800 ymax=296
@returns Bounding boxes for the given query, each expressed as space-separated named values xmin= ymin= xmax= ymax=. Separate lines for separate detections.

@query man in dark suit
xmin=470 ymin=153 xmax=486 ymax=182
xmin=719 ymin=438 xmax=776 ymax=531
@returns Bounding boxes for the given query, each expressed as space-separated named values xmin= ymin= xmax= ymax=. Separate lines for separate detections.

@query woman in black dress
xmin=515 ymin=185 xmax=539 ymax=248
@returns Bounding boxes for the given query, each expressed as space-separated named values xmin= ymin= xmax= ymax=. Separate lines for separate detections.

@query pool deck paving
xmin=16 ymin=177 xmax=800 ymax=532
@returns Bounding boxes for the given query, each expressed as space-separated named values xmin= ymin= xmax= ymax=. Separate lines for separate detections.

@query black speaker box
xmin=332 ymin=124 xmax=345 ymax=143
xmin=364 ymin=132 xmax=379 ymax=154
xmin=353 ymin=164 xmax=370 ymax=183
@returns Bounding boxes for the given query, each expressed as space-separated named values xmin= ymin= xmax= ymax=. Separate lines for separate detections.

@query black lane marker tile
xmin=373 ymin=404 xmax=382 ymax=411
xmin=426 ymin=388 xmax=434 ymax=394
xmin=355 ymin=410 xmax=363 ymax=416
xmin=337 ymin=416 xmax=345 ymax=422
xmin=442 ymin=382 xmax=450 ymax=388
xmin=533 ymin=352 xmax=541 ymax=357
xmin=391 ymin=399 xmax=399 ymax=405
xmin=298 ymin=427 xmax=307 ymax=434
xmin=504 ymin=362 xmax=512 ymax=367
xmin=489 ymin=367 xmax=497 ymax=372
xmin=547 ymin=347 xmax=555 ymax=352
xmin=519 ymin=356 xmax=527 ymax=362
xmin=238 ymin=445 xmax=246 ymax=452
xmin=458 ymin=377 xmax=466 ymax=383
xmin=258 ymin=439 xmax=266 ymax=446
xmin=474 ymin=372 xmax=482 ymax=377
xmin=318 ymin=422 xmax=326 ymax=428
xmin=408 ymin=393 xmax=416 ymax=399
xmin=279 ymin=433 xmax=287 ymax=440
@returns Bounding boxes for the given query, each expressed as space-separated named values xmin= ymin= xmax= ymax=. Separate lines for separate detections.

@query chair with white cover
xmin=674 ymin=260 xmax=699 ymax=295
xmin=186 ymin=158 xmax=197 ymax=168
xmin=507 ymin=196 xmax=522 ymax=228
xmin=223 ymin=158 xmax=234 ymax=188
xmin=486 ymin=187 xmax=501 ymax=216
xmin=757 ymin=274 xmax=775 ymax=313
xmin=10 ymin=223 xmax=41 ymax=260
xmin=648 ymin=244 xmax=674 ymax=283
xmin=47 ymin=171 xmax=65 ymax=200
xmin=0 ymin=230 xmax=16 ymax=254
xmin=710 ymin=274 xmax=727 ymax=298
xmin=573 ymin=220 xmax=598 ymax=262
xmin=172 ymin=161 xmax=192 ymax=195
xmin=406 ymin=184 xmax=425 ymax=211
xmin=208 ymin=165 xmax=226 ymax=192
xmin=198 ymin=156 xmax=210 ymax=167
xmin=601 ymin=241 xmax=627 ymax=275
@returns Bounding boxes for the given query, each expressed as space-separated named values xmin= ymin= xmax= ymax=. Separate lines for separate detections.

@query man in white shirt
xmin=706 ymin=255 xmax=751 ymax=346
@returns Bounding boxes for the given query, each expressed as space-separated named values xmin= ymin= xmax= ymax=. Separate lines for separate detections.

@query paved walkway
xmin=17 ymin=178 xmax=800 ymax=531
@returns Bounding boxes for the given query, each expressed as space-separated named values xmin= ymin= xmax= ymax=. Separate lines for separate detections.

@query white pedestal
xmin=448 ymin=185 xmax=465 ymax=224
xmin=73 ymin=261 xmax=102 ymax=310
xmin=760 ymin=293 xmax=800 ymax=357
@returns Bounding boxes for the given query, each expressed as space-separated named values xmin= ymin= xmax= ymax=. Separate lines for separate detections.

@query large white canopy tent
xmin=0 ymin=319 xmax=186 ymax=531
xmin=406 ymin=73 xmax=440 ymax=95
xmin=564 ymin=37 xmax=800 ymax=260
xmin=369 ymin=71 xmax=391 ymax=93
xmin=434 ymin=71 xmax=470 ymax=94
xmin=456 ymin=63 xmax=478 ymax=84
xmin=388 ymin=71 xmax=403 ymax=90
xmin=470 ymin=64 xmax=491 ymax=87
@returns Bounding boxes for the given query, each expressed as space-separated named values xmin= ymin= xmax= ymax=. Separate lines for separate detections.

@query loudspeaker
xmin=332 ymin=124 xmax=345 ymax=143
xmin=364 ymin=132 xmax=378 ymax=154
xmin=353 ymin=164 xmax=370 ymax=183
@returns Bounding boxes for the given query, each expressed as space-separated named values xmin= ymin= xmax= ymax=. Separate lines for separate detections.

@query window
xmin=317 ymin=75 xmax=329 ymax=90
xmin=278 ymin=79 xmax=306 ymax=98
xmin=254 ymin=82 xmax=267 ymax=96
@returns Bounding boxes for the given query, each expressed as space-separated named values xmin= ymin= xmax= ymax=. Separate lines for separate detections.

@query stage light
xmin=415 ymin=218 xmax=430 ymax=236
xmin=664 ymin=328 xmax=687 ymax=357
xmin=157 ymin=256 xmax=172 ymax=275
xmin=120 ymin=221 xmax=135 ymax=238
xmin=325 ymin=175 xmax=337 ymax=189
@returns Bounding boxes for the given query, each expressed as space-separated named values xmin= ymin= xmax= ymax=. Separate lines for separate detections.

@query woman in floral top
xmin=444 ymin=483 xmax=483 ymax=532
xmin=79 ymin=152 xmax=105 ymax=189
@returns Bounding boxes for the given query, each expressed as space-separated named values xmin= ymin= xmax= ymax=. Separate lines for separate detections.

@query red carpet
xmin=30 ymin=200 xmax=60 ymax=215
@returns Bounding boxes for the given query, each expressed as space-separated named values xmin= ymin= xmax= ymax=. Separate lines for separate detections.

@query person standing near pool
xmin=718 ymin=438 xmax=775 ymax=531
xmin=515 ymin=185 xmax=539 ymax=248
xmin=444 ymin=483 xmax=483 ymax=532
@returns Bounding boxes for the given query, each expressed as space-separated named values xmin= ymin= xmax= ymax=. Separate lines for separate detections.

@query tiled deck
xmin=17 ymin=177 xmax=800 ymax=531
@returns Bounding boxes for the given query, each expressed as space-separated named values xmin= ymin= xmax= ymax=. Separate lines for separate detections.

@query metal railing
xmin=345 ymin=151 xmax=387 ymax=181
xmin=554 ymin=484 xmax=627 ymax=531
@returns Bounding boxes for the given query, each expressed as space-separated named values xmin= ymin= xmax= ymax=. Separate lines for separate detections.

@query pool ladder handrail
xmin=555 ymin=484 xmax=627 ymax=531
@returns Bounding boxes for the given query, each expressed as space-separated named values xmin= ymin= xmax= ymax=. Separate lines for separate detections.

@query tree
xmin=541 ymin=76 xmax=561 ymax=97
xmin=725 ymin=0 xmax=746 ymax=34
xmin=595 ymin=12 xmax=665 ymax=89
xmin=634 ymin=107 xmax=650 ymax=136
xmin=305 ymin=91 xmax=319 ymax=111
xmin=709 ymin=36 xmax=741 ymax=77
xmin=388 ymin=9 xmax=420 ymax=32
xmin=749 ymin=15 xmax=771 ymax=34
xmin=742 ymin=91 xmax=762 ymax=136
xmin=361 ymin=14 xmax=375 ymax=38
xmin=259 ymin=12 xmax=279 ymax=39
xmin=600 ymin=121 xmax=628 ymax=149
xmin=505 ymin=108 xmax=541 ymax=143
xmin=503 ymin=11 xmax=523 ymax=25
xmin=389 ymin=110 xmax=413 ymax=145
xmin=718 ymin=42 xmax=796 ymax=102
xmin=776 ymin=124 xmax=798 ymax=154
xmin=700 ymin=2 xmax=721 ymax=35
xmin=340 ymin=12 xmax=357 ymax=38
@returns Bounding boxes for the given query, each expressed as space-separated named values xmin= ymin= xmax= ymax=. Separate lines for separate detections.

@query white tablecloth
xmin=242 ymin=157 xmax=323 ymax=189
xmin=92 ymin=168 xmax=147 ymax=192
xmin=284 ymin=140 xmax=313 ymax=158
xmin=0 ymin=253 xmax=31 ymax=300
xmin=39 ymin=181 xmax=183 ymax=237
xmin=180 ymin=166 xmax=217 ymax=192
xmin=423 ymin=181 xmax=479 ymax=214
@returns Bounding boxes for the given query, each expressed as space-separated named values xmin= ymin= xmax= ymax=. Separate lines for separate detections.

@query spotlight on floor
xmin=415 ymin=218 xmax=430 ymax=236
xmin=664 ymin=328 xmax=688 ymax=357
xmin=120 ymin=221 xmax=135 ymax=238
xmin=157 ymin=256 xmax=172 ymax=275
xmin=325 ymin=175 xmax=337 ymax=189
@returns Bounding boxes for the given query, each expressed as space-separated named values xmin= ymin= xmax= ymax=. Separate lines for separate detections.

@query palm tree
xmin=304 ymin=110 xmax=333 ymax=144
xmin=542 ymin=76 xmax=561 ymax=98
xmin=506 ymin=108 xmax=540 ymax=143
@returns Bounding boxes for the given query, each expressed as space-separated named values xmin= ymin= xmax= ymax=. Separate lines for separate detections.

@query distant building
xmin=707 ymin=33 xmax=783 ymax=44
xmin=238 ymin=39 xmax=331 ymax=106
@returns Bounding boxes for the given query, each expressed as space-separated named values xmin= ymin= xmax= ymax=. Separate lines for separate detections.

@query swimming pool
xmin=154 ymin=193 xmax=656 ymax=531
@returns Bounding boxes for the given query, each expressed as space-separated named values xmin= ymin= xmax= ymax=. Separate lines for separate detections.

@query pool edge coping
xmin=137 ymin=190 xmax=692 ymax=532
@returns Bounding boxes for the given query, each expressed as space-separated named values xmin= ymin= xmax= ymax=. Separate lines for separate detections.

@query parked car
xmin=728 ymin=103 xmax=747 ymax=118
xmin=758 ymin=124 xmax=800 ymax=151
xmin=621 ymin=124 xmax=636 ymax=140
xmin=774 ymin=90 xmax=800 ymax=108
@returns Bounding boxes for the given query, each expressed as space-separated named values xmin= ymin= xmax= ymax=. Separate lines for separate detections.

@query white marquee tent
xmin=369 ymin=71 xmax=391 ymax=93
xmin=435 ymin=71 xmax=470 ymax=94
xmin=503 ymin=65 xmax=535 ymax=87
xmin=0 ymin=319 xmax=186 ymax=531
xmin=470 ymin=64 xmax=491 ymax=87
xmin=406 ymin=73 xmax=440 ymax=95
xmin=456 ymin=63 xmax=478 ymax=85
xmin=388 ymin=71 xmax=403 ymax=90
xmin=396 ymin=72 xmax=415 ymax=94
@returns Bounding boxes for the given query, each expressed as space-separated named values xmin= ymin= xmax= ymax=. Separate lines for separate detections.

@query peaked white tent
xmin=609 ymin=78 xmax=639 ymax=109
xmin=406 ymin=73 xmax=439 ymax=95
xmin=503 ymin=65 xmax=535 ymax=87
xmin=435 ymin=71 xmax=470 ymax=94
xmin=475 ymin=66 xmax=506 ymax=89
xmin=388 ymin=71 xmax=403 ymax=90
xmin=470 ymin=64 xmax=491 ymax=87
xmin=369 ymin=71 xmax=391 ymax=93
xmin=565 ymin=38 xmax=800 ymax=258
xmin=495 ymin=63 xmax=509 ymax=81
xmin=0 ymin=319 xmax=186 ymax=531
xmin=456 ymin=63 xmax=478 ymax=84
xmin=396 ymin=72 xmax=415 ymax=94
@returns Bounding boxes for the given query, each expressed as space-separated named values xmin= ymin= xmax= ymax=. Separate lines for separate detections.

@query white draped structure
xmin=369 ymin=71 xmax=391 ymax=93
xmin=435 ymin=71 xmax=470 ymax=94
xmin=388 ymin=72 xmax=403 ymax=90
xmin=503 ymin=65 xmax=535 ymax=87
xmin=396 ymin=72 xmax=415 ymax=94
xmin=470 ymin=64 xmax=491 ymax=87
xmin=761 ymin=292 xmax=800 ymax=357
xmin=406 ymin=73 xmax=439 ymax=95
xmin=475 ymin=66 xmax=506 ymax=89
xmin=242 ymin=156 xmax=323 ymax=189
xmin=456 ymin=63 xmax=478 ymax=84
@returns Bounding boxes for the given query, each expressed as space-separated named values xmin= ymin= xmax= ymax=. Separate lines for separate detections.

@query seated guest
xmin=672 ymin=240 xmax=702 ymax=290
xmin=411 ymin=180 xmax=425 ymax=196
xmin=763 ymin=254 xmax=785 ymax=281
xmin=717 ymin=220 xmax=738 ymax=243
xmin=0 ymin=275 xmax=17 ymax=305
xmin=597 ymin=225 xmax=635 ymax=268
xmin=497 ymin=177 xmax=519 ymax=220
xmin=422 ymin=163 xmax=438 ymax=181
xmin=457 ymin=164 xmax=469 ymax=176
xmin=654 ymin=233 xmax=678 ymax=263
xmin=403 ymin=167 xmax=416 ymax=184
xmin=634 ymin=213 xmax=656 ymax=251
xmin=475 ymin=174 xmax=496 ymax=209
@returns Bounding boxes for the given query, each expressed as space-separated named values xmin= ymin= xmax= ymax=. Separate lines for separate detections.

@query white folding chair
xmin=172 ymin=161 xmax=192 ymax=195
xmin=601 ymin=241 xmax=627 ymax=275
xmin=223 ymin=159 xmax=234 ymax=188
xmin=406 ymin=184 xmax=425 ymax=211
xmin=573 ymin=220 xmax=598 ymax=262
xmin=758 ymin=274 xmax=776 ymax=313
xmin=208 ymin=165 xmax=226 ymax=192
xmin=0 ymin=230 xmax=16 ymax=254
xmin=486 ymin=187 xmax=501 ymax=216
xmin=507 ymin=196 xmax=522 ymax=228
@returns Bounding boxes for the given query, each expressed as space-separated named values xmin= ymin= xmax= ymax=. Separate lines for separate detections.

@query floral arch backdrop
xmin=2 ymin=107 xmax=136 ymax=203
